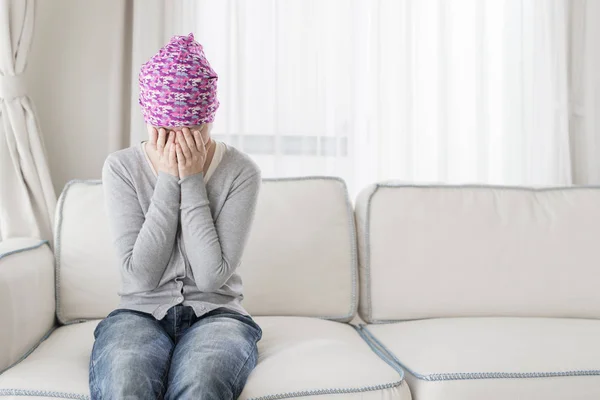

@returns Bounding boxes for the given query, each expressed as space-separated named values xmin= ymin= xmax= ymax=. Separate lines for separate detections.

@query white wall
xmin=26 ymin=0 xmax=129 ymax=195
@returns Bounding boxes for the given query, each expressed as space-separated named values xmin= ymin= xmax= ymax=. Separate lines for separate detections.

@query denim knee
xmin=165 ymin=313 xmax=261 ymax=399
xmin=89 ymin=309 xmax=173 ymax=400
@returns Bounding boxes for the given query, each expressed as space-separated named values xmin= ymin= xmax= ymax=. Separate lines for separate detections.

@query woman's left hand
xmin=175 ymin=127 xmax=207 ymax=179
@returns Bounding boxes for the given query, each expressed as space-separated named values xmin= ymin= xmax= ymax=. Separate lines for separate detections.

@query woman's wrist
xmin=179 ymin=172 xmax=209 ymax=208
xmin=153 ymin=171 xmax=181 ymax=205
xmin=178 ymin=170 xmax=204 ymax=183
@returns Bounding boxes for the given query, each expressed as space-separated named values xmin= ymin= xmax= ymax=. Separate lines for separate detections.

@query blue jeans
xmin=89 ymin=305 xmax=262 ymax=399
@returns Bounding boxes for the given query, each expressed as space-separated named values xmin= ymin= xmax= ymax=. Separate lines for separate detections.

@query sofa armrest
xmin=0 ymin=238 xmax=56 ymax=373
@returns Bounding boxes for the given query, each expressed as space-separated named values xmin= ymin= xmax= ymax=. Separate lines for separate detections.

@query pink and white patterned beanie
xmin=138 ymin=33 xmax=219 ymax=127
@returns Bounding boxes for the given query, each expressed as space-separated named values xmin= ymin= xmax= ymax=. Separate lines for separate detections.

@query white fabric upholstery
xmin=355 ymin=184 xmax=600 ymax=322
xmin=402 ymin=375 xmax=600 ymax=400
xmin=239 ymin=178 xmax=356 ymax=321
xmin=55 ymin=178 xmax=357 ymax=323
xmin=241 ymin=317 xmax=409 ymax=399
xmin=0 ymin=317 xmax=410 ymax=400
xmin=54 ymin=181 xmax=119 ymax=323
xmin=363 ymin=318 xmax=600 ymax=400
xmin=0 ymin=238 xmax=55 ymax=373
xmin=0 ymin=322 xmax=94 ymax=400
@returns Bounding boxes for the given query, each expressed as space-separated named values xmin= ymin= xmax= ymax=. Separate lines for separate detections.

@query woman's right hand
xmin=148 ymin=127 xmax=178 ymax=178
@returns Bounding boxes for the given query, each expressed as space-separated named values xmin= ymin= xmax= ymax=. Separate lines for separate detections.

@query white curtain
xmin=569 ymin=0 xmax=600 ymax=185
xmin=0 ymin=0 xmax=56 ymax=244
xmin=131 ymin=0 xmax=573 ymax=197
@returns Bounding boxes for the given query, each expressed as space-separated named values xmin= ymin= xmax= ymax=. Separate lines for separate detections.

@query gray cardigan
xmin=101 ymin=142 xmax=261 ymax=320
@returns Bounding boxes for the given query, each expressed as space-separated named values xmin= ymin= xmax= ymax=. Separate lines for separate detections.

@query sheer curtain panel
xmin=0 ymin=0 xmax=56 ymax=244
xmin=569 ymin=0 xmax=600 ymax=184
xmin=131 ymin=0 xmax=574 ymax=196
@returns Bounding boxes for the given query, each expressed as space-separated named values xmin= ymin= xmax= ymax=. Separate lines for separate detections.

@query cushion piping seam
xmin=244 ymin=380 xmax=404 ymax=400
xmin=352 ymin=325 xmax=405 ymax=380
xmin=0 ymin=240 xmax=48 ymax=260
xmin=0 ymin=381 xmax=405 ymax=400
xmin=361 ymin=325 xmax=600 ymax=381
xmin=54 ymin=179 xmax=92 ymax=325
xmin=339 ymin=178 xmax=359 ymax=321
xmin=0 ymin=389 xmax=88 ymax=399
xmin=362 ymin=184 xmax=380 ymax=323
xmin=374 ymin=183 xmax=600 ymax=191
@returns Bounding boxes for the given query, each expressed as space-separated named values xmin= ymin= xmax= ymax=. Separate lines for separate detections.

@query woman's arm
xmin=178 ymin=170 xmax=261 ymax=292
xmin=102 ymin=155 xmax=181 ymax=293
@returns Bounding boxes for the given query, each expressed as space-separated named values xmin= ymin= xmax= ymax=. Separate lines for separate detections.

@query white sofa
xmin=0 ymin=177 xmax=410 ymax=400
xmin=1 ymin=178 xmax=599 ymax=399
xmin=354 ymin=184 xmax=600 ymax=400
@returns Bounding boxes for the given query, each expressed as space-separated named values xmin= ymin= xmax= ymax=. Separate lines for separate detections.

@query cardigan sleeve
xmin=178 ymin=169 xmax=261 ymax=292
xmin=102 ymin=155 xmax=181 ymax=293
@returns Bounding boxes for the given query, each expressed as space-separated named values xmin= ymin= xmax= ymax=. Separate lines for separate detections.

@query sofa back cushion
xmin=56 ymin=177 xmax=357 ymax=323
xmin=355 ymin=184 xmax=600 ymax=323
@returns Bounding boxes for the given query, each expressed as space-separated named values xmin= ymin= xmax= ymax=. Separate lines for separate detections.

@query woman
xmin=90 ymin=33 xmax=262 ymax=399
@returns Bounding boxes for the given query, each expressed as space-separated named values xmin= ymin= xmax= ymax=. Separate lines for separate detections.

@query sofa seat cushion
xmin=0 ymin=321 xmax=94 ymax=400
xmin=241 ymin=317 xmax=410 ymax=399
xmin=361 ymin=317 xmax=600 ymax=400
xmin=0 ymin=317 xmax=411 ymax=400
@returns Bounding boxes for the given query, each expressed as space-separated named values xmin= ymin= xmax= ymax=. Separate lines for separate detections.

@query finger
xmin=177 ymin=131 xmax=193 ymax=160
xmin=193 ymin=130 xmax=202 ymax=151
xmin=169 ymin=140 xmax=177 ymax=166
xmin=175 ymin=142 xmax=186 ymax=165
xmin=164 ymin=131 xmax=174 ymax=155
xmin=166 ymin=132 xmax=175 ymax=152
xmin=148 ymin=126 xmax=158 ymax=146
xmin=157 ymin=128 xmax=167 ymax=153
xmin=182 ymin=128 xmax=197 ymax=152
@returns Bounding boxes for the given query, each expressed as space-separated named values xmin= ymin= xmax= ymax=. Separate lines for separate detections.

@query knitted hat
xmin=138 ymin=33 xmax=219 ymax=127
